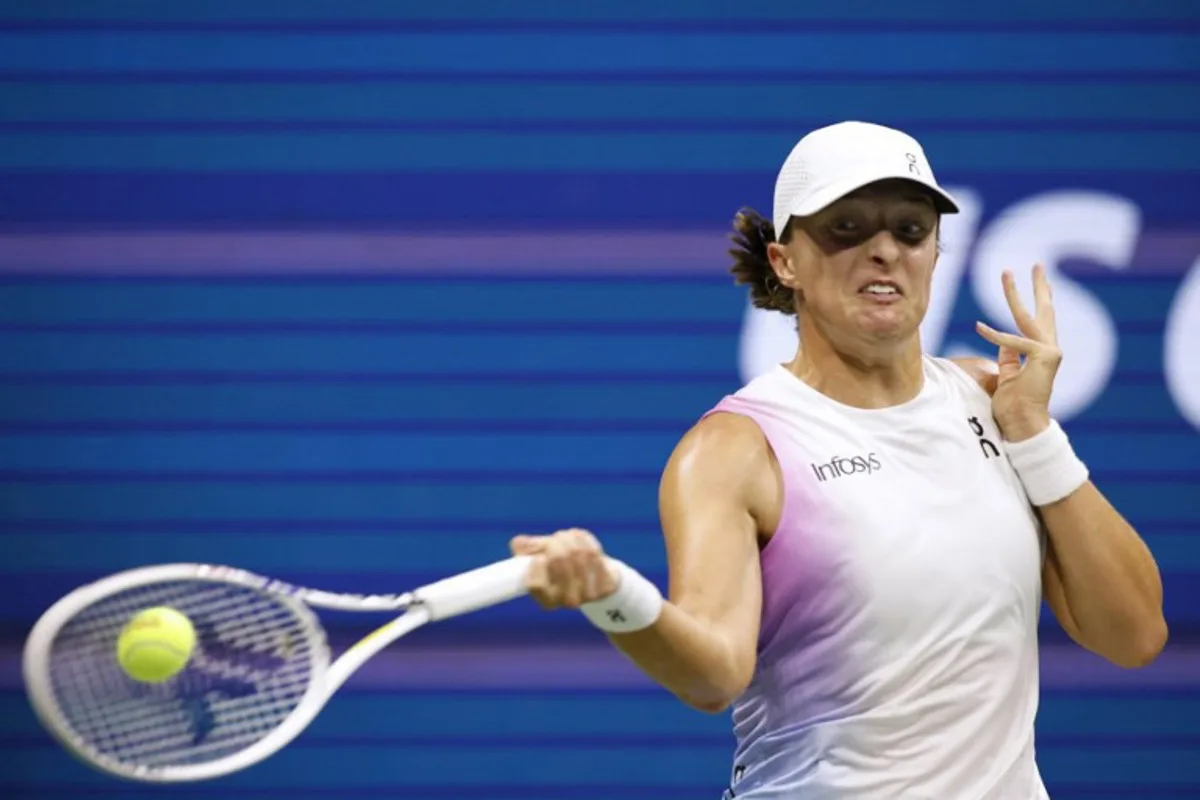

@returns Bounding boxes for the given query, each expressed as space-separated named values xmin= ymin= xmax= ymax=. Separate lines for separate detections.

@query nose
xmin=864 ymin=230 xmax=901 ymax=268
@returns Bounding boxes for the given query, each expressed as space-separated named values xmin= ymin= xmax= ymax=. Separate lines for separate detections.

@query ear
xmin=766 ymin=242 xmax=799 ymax=289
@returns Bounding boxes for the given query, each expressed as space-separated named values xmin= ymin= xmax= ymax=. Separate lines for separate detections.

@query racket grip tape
xmin=414 ymin=556 xmax=534 ymax=621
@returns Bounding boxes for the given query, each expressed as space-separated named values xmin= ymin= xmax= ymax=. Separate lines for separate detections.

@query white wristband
xmin=1004 ymin=419 xmax=1089 ymax=507
xmin=580 ymin=560 xmax=664 ymax=634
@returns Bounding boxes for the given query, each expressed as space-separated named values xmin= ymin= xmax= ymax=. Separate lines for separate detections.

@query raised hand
xmin=974 ymin=264 xmax=1061 ymax=442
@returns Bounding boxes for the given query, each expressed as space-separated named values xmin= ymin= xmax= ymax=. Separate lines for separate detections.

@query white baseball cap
xmin=772 ymin=121 xmax=959 ymax=237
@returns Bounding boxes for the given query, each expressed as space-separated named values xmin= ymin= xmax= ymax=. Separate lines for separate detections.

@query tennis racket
xmin=22 ymin=556 xmax=536 ymax=783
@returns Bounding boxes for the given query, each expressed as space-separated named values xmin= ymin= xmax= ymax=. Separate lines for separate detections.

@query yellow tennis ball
xmin=116 ymin=606 xmax=196 ymax=683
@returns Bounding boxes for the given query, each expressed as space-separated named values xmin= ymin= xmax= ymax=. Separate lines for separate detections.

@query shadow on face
xmin=789 ymin=179 xmax=941 ymax=256
xmin=771 ymin=179 xmax=945 ymax=346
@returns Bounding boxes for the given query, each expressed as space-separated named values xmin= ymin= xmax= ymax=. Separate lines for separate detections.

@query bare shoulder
xmin=949 ymin=356 xmax=1000 ymax=398
xmin=661 ymin=410 xmax=782 ymax=533
xmin=669 ymin=411 xmax=773 ymax=474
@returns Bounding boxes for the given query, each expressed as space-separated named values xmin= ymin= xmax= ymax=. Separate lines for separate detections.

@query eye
xmin=829 ymin=217 xmax=860 ymax=235
xmin=896 ymin=221 xmax=930 ymax=241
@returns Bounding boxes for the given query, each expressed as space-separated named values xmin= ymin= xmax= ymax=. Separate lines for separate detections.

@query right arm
xmin=611 ymin=412 xmax=775 ymax=712
xmin=513 ymin=412 xmax=779 ymax=713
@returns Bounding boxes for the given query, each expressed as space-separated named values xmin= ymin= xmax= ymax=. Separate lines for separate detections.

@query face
xmin=768 ymin=180 xmax=940 ymax=350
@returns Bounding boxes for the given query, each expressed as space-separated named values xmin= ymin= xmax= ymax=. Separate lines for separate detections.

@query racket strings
xmin=47 ymin=580 xmax=320 ymax=769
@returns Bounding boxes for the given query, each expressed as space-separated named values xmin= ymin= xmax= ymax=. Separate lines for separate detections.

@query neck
xmin=786 ymin=320 xmax=925 ymax=410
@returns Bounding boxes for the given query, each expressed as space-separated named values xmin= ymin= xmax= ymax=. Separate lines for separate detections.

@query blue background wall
xmin=1 ymin=1 xmax=1198 ymax=797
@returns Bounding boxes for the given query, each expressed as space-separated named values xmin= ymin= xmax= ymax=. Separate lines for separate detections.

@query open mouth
xmin=859 ymin=280 xmax=903 ymax=302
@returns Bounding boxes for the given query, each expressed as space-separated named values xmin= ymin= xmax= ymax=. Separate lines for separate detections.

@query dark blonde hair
xmin=727 ymin=207 xmax=798 ymax=316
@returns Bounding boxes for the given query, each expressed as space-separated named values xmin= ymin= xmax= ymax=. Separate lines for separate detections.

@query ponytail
xmin=727 ymin=208 xmax=797 ymax=316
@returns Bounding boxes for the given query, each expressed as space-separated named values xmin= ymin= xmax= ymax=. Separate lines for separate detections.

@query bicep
xmin=657 ymin=415 xmax=770 ymax=672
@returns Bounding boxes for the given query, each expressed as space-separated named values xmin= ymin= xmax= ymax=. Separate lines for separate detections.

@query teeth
xmin=864 ymin=284 xmax=897 ymax=294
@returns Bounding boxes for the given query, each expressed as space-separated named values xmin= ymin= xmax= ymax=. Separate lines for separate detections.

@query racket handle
xmin=415 ymin=555 xmax=533 ymax=621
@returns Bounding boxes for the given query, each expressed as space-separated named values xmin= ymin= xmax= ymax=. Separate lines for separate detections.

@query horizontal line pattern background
xmin=0 ymin=0 xmax=1192 ymax=23
xmin=6 ymin=131 xmax=1200 ymax=171
xmin=1 ymin=82 xmax=1198 ymax=121
xmin=2 ymin=33 xmax=1197 ymax=73
xmin=1 ymin=1 xmax=1198 ymax=798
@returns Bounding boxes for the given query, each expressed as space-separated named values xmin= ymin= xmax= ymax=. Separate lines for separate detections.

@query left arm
xmin=1037 ymin=479 xmax=1166 ymax=668
xmin=966 ymin=266 xmax=1169 ymax=669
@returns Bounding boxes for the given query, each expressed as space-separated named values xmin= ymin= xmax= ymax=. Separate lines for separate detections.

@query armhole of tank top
xmin=941 ymin=355 xmax=999 ymax=405
xmin=698 ymin=401 xmax=799 ymax=564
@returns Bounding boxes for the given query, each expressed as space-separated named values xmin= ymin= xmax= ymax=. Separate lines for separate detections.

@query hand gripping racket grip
xmin=413 ymin=555 xmax=534 ymax=621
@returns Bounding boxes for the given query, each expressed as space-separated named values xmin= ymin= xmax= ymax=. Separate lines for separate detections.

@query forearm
xmin=1002 ymin=415 xmax=1167 ymax=666
xmin=1041 ymin=481 xmax=1167 ymax=665
xmin=577 ymin=559 xmax=754 ymax=713
xmin=607 ymin=601 xmax=748 ymax=713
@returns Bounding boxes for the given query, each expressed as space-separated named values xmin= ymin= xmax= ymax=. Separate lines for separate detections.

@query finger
xmin=547 ymin=536 xmax=582 ymax=607
xmin=509 ymin=535 xmax=546 ymax=556
xmin=542 ymin=536 xmax=570 ymax=591
xmin=560 ymin=529 xmax=596 ymax=594
xmin=575 ymin=529 xmax=616 ymax=598
xmin=566 ymin=552 xmax=592 ymax=607
xmin=1001 ymin=270 xmax=1041 ymax=340
xmin=524 ymin=555 xmax=555 ymax=609
xmin=975 ymin=321 xmax=1039 ymax=355
xmin=569 ymin=529 xmax=621 ymax=592
xmin=563 ymin=529 xmax=611 ymax=605
xmin=572 ymin=529 xmax=608 ymax=604
xmin=1031 ymin=264 xmax=1058 ymax=345
xmin=557 ymin=532 xmax=593 ymax=601
xmin=548 ymin=534 xmax=590 ymax=607
xmin=996 ymin=344 xmax=1022 ymax=382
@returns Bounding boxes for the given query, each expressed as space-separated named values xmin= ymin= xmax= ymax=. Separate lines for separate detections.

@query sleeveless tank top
xmin=706 ymin=355 xmax=1050 ymax=800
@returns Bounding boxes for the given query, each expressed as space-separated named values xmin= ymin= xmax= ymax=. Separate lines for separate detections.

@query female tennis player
xmin=509 ymin=121 xmax=1167 ymax=799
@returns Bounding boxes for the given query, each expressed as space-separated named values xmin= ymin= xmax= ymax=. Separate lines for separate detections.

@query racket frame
xmin=23 ymin=563 xmax=421 ymax=782
xmin=24 ymin=556 xmax=533 ymax=782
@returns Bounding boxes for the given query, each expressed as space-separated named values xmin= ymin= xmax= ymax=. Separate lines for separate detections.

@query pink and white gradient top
xmin=706 ymin=356 xmax=1051 ymax=800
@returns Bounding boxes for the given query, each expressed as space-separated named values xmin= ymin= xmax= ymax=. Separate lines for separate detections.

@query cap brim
xmin=788 ymin=170 xmax=960 ymax=218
